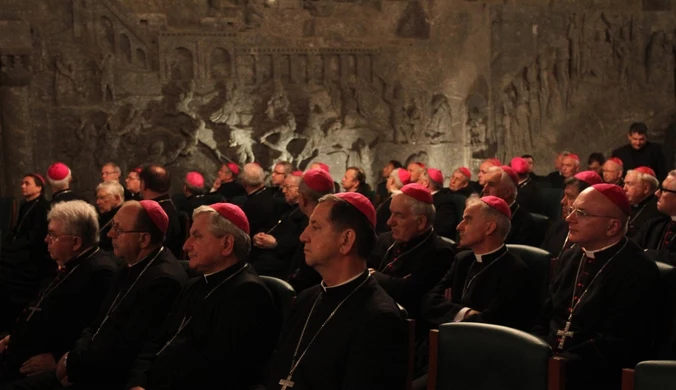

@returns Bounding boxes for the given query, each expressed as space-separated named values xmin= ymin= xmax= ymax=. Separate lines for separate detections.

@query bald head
xmin=240 ymin=163 xmax=265 ymax=189
xmin=478 ymin=160 xmax=499 ymax=186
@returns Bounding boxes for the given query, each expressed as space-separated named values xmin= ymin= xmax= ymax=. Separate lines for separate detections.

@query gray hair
xmin=627 ymin=169 xmax=659 ymax=192
xmin=240 ymin=163 xmax=265 ymax=187
xmin=393 ymin=191 xmax=436 ymax=228
xmin=465 ymin=195 xmax=511 ymax=241
xmin=487 ymin=166 xmax=518 ymax=197
xmin=47 ymin=200 xmax=100 ymax=247
xmin=103 ymin=162 xmax=121 ymax=175
xmin=389 ymin=168 xmax=405 ymax=189
xmin=96 ymin=181 xmax=125 ymax=206
xmin=275 ymin=161 xmax=293 ymax=176
xmin=420 ymin=169 xmax=443 ymax=191
xmin=192 ymin=206 xmax=251 ymax=261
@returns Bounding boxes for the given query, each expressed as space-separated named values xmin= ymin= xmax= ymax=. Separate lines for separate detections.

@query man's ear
xmin=221 ymin=235 xmax=235 ymax=258
xmin=338 ymin=229 xmax=357 ymax=255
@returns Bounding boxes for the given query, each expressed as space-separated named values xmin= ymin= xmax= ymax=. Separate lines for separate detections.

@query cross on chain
xmin=26 ymin=306 xmax=42 ymax=321
xmin=556 ymin=320 xmax=574 ymax=350
xmin=279 ymin=374 xmax=295 ymax=390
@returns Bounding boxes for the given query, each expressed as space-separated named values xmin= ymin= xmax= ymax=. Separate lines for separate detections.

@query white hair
xmin=47 ymin=200 xmax=100 ymax=247
xmin=48 ymin=173 xmax=71 ymax=191
xmin=465 ymin=195 xmax=511 ymax=241
xmin=627 ymin=169 xmax=659 ymax=192
xmin=96 ymin=181 xmax=125 ymax=206
xmin=192 ymin=206 xmax=251 ymax=261
xmin=389 ymin=168 xmax=405 ymax=189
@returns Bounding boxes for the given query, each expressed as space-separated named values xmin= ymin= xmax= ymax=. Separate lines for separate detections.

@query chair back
xmin=633 ymin=361 xmax=676 ymax=390
xmin=529 ymin=213 xmax=550 ymax=245
xmin=540 ymin=188 xmax=563 ymax=222
xmin=396 ymin=302 xmax=415 ymax=390
xmin=506 ymin=245 xmax=551 ymax=313
xmin=654 ymin=262 xmax=676 ymax=359
xmin=448 ymin=194 xmax=467 ymax=229
xmin=428 ymin=323 xmax=551 ymax=390
xmin=259 ymin=276 xmax=296 ymax=324
xmin=440 ymin=236 xmax=456 ymax=247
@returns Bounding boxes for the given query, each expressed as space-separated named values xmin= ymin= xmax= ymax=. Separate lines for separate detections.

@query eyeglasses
xmin=110 ymin=223 xmax=148 ymax=237
xmin=566 ymin=207 xmax=617 ymax=219
xmin=46 ymin=232 xmax=77 ymax=242
xmin=101 ymin=171 xmax=116 ymax=176
xmin=272 ymin=171 xmax=286 ymax=175
xmin=282 ymin=184 xmax=298 ymax=190
xmin=657 ymin=185 xmax=676 ymax=194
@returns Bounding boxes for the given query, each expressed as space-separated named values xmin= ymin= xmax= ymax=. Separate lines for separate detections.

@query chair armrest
xmin=548 ymin=356 xmax=566 ymax=390
xmin=427 ymin=329 xmax=439 ymax=390
xmin=621 ymin=368 xmax=635 ymax=390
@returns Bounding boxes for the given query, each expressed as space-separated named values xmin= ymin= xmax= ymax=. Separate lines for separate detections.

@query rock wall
xmin=0 ymin=0 xmax=673 ymax=198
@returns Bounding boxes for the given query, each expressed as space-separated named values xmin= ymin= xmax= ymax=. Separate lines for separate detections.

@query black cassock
xmin=0 ymin=196 xmax=53 ymax=330
xmin=215 ymin=180 xmax=247 ymax=202
xmin=97 ymin=206 xmax=120 ymax=253
xmin=287 ymin=243 xmax=321 ymax=294
xmin=49 ymin=190 xmax=86 ymax=207
xmin=368 ymin=230 xmax=454 ymax=321
xmin=126 ymin=262 xmax=280 ymax=390
xmin=532 ymin=239 xmax=658 ymax=390
xmin=374 ymin=195 xmax=392 ymax=234
xmin=516 ymin=177 xmax=545 ymax=215
xmin=152 ymin=195 xmax=186 ymax=260
xmin=635 ymin=215 xmax=676 ymax=265
xmin=432 ymin=189 xmax=459 ymax=240
xmin=0 ymin=247 xmax=117 ymax=382
xmin=421 ymin=245 xmax=537 ymax=331
xmin=627 ymin=195 xmax=661 ymax=239
xmin=250 ymin=206 xmax=307 ymax=279
xmin=506 ymin=203 xmax=539 ymax=246
xmin=266 ymin=271 xmax=408 ymax=390
xmin=540 ymin=219 xmax=568 ymax=257
xmin=612 ymin=142 xmax=666 ymax=180
xmin=174 ymin=193 xmax=226 ymax=224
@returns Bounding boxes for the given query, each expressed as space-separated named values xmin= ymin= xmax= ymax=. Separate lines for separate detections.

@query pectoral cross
xmin=279 ymin=374 xmax=295 ymax=390
xmin=26 ymin=306 xmax=42 ymax=321
xmin=556 ymin=321 xmax=574 ymax=350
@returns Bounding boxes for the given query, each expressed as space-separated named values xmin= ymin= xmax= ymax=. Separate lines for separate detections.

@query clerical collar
xmin=634 ymin=194 xmax=654 ymax=208
xmin=509 ymin=201 xmax=517 ymax=208
xmin=203 ymin=261 xmax=246 ymax=284
xmin=321 ymin=269 xmax=368 ymax=293
xmin=129 ymin=246 xmax=163 ymax=268
xmin=248 ymin=187 xmax=266 ymax=197
xmin=582 ymin=238 xmax=624 ymax=259
xmin=474 ymin=244 xmax=506 ymax=263
xmin=398 ymin=228 xmax=433 ymax=250
xmin=431 ymin=190 xmax=439 ymax=195
xmin=64 ymin=246 xmax=99 ymax=271
xmin=518 ymin=177 xmax=531 ymax=187
xmin=53 ymin=189 xmax=72 ymax=198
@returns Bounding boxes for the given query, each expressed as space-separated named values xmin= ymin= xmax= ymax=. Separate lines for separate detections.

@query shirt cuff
xmin=454 ymin=307 xmax=470 ymax=322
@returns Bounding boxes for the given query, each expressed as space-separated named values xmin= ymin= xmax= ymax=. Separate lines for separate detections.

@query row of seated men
xmin=1 ymin=154 xmax=675 ymax=390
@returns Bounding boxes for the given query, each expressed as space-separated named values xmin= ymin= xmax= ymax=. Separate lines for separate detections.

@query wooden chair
xmin=621 ymin=361 xmax=676 ymax=390
xmin=427 ymin=323 xmax=564 ymax=390
xmin=395 ymin=303 xmax=415 ymax=390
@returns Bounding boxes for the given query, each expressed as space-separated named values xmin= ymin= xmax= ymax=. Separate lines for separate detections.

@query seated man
xmin=533 ymin=184 xmax=658 ymax=390
xmin=636 ymin=169 xmax=676 ymax=264
xmin=124 ymin=168 xmax=142 ymax=202
xmin=0 ymin=201 xmax=117 ymax=382
xmin=449 ymin=167 xmax=474 ymax=197
xmin=602 ymin=158 xmax=624 ymax=186
xmin=210 ymin=163 xmax=246 ymax=201
xmin=375 ymin=168 xmax=410 ymax=234
xmin=541 ymin=171 xmax=602 ymax=263
xmin=95 ymin=181 xmax=124 ymax=252
xmin=175 ymin=172 xmax=225 ymax=223
xmin=419 ymin=168 xmax=458 ymax=240
xmin=623 ymin=167 xmax=661 ymax=238
xmin=266 ymin=192 xmax=408 ymax=390
xmin=6 ymin=200 xmax=187 ymax=390
xmin=287 ymin=169 xmax=335 ymax=293
xmin=46 ymin=163 xmax=85 ymax=206
xmin=369 ymin=183 xmax=454 ymax=321
xmin=126 ymin=203 xmax=280 ymax=390
xmin=251 ymin=172 xmax=307 ymax=278
xmin=511 ymin=157 xmax=544 ymax=215
xmin=422 ymin=195 xmax=536 ymax=330
xmin=483 ymin=166 xmax=538 ymax=246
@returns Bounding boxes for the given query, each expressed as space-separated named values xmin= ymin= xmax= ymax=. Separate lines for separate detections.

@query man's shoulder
xmin=87 ymin=250 xmax=119 ymax=272
xmin=147 ymin=251 xmax=188 ymax=282
xmin=612 ymin=144 xmax=632 ymax=156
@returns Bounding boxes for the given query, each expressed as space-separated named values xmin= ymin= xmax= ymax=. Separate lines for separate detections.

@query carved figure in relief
xmin=266 ymin=82 xmax=291 ymax=121
xmin=340 ymin=83 xmax=368 ymax=129
xmin=54 ymin=52 xmax=79 ymax=105
xmin=211 ymin=82 xmax=243 ymax=126
xmin=512 ymin=78 xmax=532 ymax=151
xmin=96 ymin=53 xmax=116 ymax=101
xmin=96 ymin=107 xmax=144 ymax=166
xmin=555 ymin=46 xmax=570 ymax=108
xmin=383 ymin=82 xmax=409 ymax=144
xmin=567 ymin=13 xmax=583 ymax=87
xmin=259 ymin=114 xmax=303 ymax=163
xmin=230 ymin=128 xmax=256 ymax=164
xmin=297 ymin=85 xmax=340 ymax=163
xmin=646 ymin=31 xmax=670 ymax=86
xmin=587 ymin=29 xmax=612 ymax=82
xmin=404 ymin=96 xmax=423 ymax=143
xmin=148 ymin=138 xmax=185 ymax=166
xmin=425 ymin=94 xmax=451 ymax=144
xmin=524 ymin=65 xmax=541 ymax=133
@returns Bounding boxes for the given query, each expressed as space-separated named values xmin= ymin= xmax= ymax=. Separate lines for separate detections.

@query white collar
xmin=474 ymin=244 xmax=505 ymax=263
xmin=321 ymin=271 xmax=364 ymax=292
xmin=582 ymin=239 xmax=623 ymax=259
xmin=431 ymin=190 xmax=439 ymax=195
xmin=671 ymin=216 xmax=676 ymax=222
xmin=509 ymin=200 xmax=516 ymax=207
xmin=390 ymin=189 xmax=402 ymax=195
